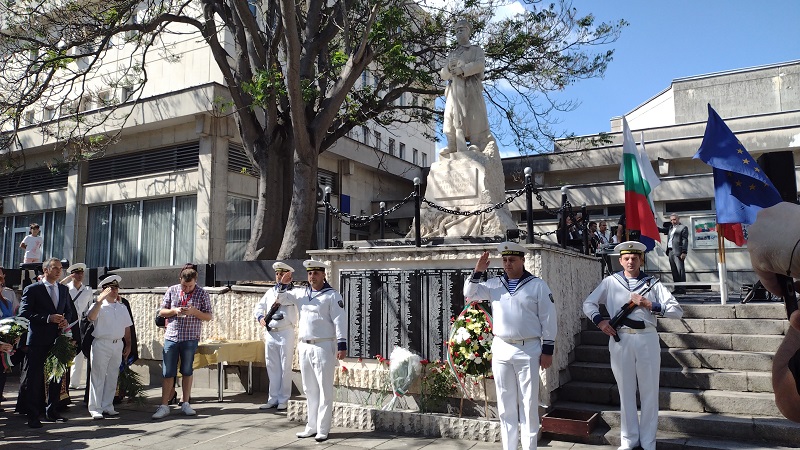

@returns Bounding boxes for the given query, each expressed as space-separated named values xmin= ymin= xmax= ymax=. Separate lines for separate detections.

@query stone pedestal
xmin=415 ymin=150 xmax=516 ymax=238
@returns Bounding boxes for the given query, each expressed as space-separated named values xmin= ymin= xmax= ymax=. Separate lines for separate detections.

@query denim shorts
xmin=162 ymin=339 xmax=199 ymax=378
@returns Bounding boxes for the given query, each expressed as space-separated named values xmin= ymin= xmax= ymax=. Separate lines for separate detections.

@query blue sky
xmin=550 ymin=0 xmax=800 ymax=140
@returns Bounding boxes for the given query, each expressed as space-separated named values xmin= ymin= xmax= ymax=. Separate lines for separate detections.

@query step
xmin=574 ymin=346 xmax=774 ymax=371
xmin=557 ymin=382 xmax=781 ymax=416
xmin=657 ymin=318 xmax=788 ymax=335
xmin=679 ymin=303 xmax=787 ymax=320
xmin=580 ymin=330 xmax=784 ymax=351
xmin=553 ymin=401 xmax=800 ymax=448
xmin=604 ymin=428 xmax=798 ymax=450
xmin=569 ymin=362 xmax=773 ymax=393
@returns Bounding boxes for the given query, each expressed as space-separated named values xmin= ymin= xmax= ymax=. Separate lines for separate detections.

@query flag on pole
xmin=619 ymin=117 xmax=661 ymax=251
xmin=693 ymin=104 xmax=782 ymax=246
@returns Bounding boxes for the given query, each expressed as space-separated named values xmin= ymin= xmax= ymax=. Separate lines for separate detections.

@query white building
xmin=503 ymin=60 xmax=800 ymax=289
xmin=0 ymin=10 xmax=435 ymax=269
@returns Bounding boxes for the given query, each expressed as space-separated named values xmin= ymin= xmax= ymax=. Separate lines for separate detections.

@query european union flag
xmin=693 ymin=104 xmax=782 ymax=225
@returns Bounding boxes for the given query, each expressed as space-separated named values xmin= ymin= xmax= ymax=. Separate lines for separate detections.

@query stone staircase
xmin=550 ymin=301 xmax=800 ymax=449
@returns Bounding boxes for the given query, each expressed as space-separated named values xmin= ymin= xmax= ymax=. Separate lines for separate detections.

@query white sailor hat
xmin=67 ymin=263 xmax=86 ymax=274
xmin=272 ymin=261 xmax=294 ymax=273
xmin=614 ymin=240 xmax=646 ymax=255
xmin=303 ymin=260 xmax=327 ymax=272
xmin=497 ymin=241 xmax=527 ymax=257
xmin=99 ymin=274 xmax=122 ymax=288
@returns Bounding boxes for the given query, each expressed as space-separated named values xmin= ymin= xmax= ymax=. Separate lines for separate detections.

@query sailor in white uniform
xmin=464 ymin=242 xmax=557 ymax=450
xmin=583 ymin=241 xmax=683 ymax=450
xmin=276 ymin=259 xmax=347 ymax=443
xmin=63 ymin=262 xmax=94 ymax=389
xmin=253 ymin=261 xmax=299 ymax=410
xmin=86 ymin=275 xmax=132 ymax=419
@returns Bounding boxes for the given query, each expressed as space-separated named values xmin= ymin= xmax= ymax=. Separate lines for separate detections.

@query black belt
xmin=621 ymin=318 xmax=646 ymax=329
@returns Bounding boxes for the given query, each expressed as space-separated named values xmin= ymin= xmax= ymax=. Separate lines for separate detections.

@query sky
xmin=548 ymin=0 xmax=800 ymax=140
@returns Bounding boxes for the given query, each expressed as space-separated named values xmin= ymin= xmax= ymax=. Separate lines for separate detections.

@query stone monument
xmin=414 ymin=19 xmax=515 ymax=238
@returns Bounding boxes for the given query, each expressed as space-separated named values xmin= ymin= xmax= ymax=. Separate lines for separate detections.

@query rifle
xmin=262 ymin=302 xmax=281 ymax=331
xmin=608 ymin=280 xmax=658 ymax=342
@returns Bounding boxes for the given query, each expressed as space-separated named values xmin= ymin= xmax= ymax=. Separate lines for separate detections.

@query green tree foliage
xmin=0 ymin=0 xmax=625 ymax=259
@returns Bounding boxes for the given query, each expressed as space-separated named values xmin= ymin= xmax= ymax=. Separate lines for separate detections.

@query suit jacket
xmin=18 ymin=281 xmax=80 ymax=348
xmin=665 ymin=224 xmax=689 ymax=255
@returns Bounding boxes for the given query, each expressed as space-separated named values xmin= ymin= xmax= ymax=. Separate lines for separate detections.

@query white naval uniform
xmin=88 ymin=299 xmax=133 ymax=415
xmin=253 ymin=285 xmax=298 ymax=405
xmin=279 ymin=283 xmax=347 ymax=436
xmin=464 ymin=271 xmax=557 ymax=450
xmin=68 ymin=282 xmax=94 ymax=388
xmin=583 ymin=272 xmax=683 ymax=450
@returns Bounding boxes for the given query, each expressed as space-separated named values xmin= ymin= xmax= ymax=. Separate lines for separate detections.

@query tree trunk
xmin=277 ymin=143 xmax=318 ymax=259
xmin=244 ymin=138 xmax=290 ymax=260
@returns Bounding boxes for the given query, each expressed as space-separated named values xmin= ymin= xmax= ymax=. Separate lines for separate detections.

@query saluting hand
xmin=474 ymin=251 xmax=490 ymax=273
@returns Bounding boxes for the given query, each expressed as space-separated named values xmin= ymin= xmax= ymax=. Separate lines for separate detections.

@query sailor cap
xmin=498 ymin=241 xmax=527 ymax=257
xmin=67 ymin=263 xmax=86 ymax=274
xmin=99 ymin=274 xmax=122 ymax=288
xmin=272 ymin=261 xmax=294 ymax=273
xmin=614 ymin=240 xmax=646 ymax=255
xmin=303 ymin=260 xmax=327 ymax=271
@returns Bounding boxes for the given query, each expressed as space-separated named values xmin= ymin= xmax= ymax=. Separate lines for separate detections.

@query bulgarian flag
xmin=619 ymin=117 xmax=661 ymax=251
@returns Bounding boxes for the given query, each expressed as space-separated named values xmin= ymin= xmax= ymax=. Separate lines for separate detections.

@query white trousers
xmin=264 ymin=328 xmax=295 ymax=404
xmin=69 ymin=353 xmax=86 ymax=388
xmin=88 ymin=338 xmax=123 ymax=414
xmin=491 ymin=338 xmax=542 ymax=450
xmin=298 ymin=341 xmax=336 ymax=435
xmin=609 ymin=330 xmax=661 ymax=450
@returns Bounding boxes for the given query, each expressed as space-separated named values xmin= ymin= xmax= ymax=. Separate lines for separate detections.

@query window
xmin=374 ymin=131 xmax=382 ymax=151
xmin=399 ymin=143 xmax=405 ymax=160
xmin=85 ymin=196 xmax=196 ymax=268
xmin=361 ymin=71 xmax=368 ymax=88
xmin=665 ymin=200 xmax=713 ymax=213
xmin=413 ymin=148 xmax=418 ymax=165
xmin=119 ymin=86 xmax=132 ymax=102
xmin=388 ymin=138 xmax=395 ymax=156
xmin=23 ymin=110 xmax=35 ymax=126
xmin=226 ymin=196 xmax=253 ymax=261
xmin=421 ymin=152 xmax=428 ymax=167
xmin=97 ymin=90 xmax=113 ymax=106
xmin=43 ymin=106 xmax=56 ymax=121
xmin=59 ymin=101 xmax=76 ymax=118
xmin=362 ymin=126 xmax=370 ymax=146
xmin=0 ymin=211 xmax=64 ymax=269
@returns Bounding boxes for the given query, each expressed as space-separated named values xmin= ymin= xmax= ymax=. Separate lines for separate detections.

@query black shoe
xmin=45 ymin=412 xmax=68 ymax=422
xmin=27 ymin=418 xmax=43 ymax=428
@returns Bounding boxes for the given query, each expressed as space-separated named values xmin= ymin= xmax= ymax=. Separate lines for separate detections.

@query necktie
xmin=49 ymin=284 xmax=59 ymax=309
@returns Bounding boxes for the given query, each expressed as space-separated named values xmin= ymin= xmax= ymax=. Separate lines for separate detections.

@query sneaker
xmin=296 ymin=428 xmax=316 ymax=438
xmin=90 ymin=411 xmax=104 ymax=420
xmin=181 ymin=401 xmax=196 ymax=416
xmin=152 ymin=405 xmax=170 ymax=420
xmin=103 ymin=409 xmax=120 ymax=417
xmin=259 ymin=402 xmax=277 ymax=410
xmin=276 ymin=403 xmax=288 ymax=411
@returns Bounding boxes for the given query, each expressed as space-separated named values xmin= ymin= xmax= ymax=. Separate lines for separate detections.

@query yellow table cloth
xmin=193 ymin=339 xmax=265 ymax=369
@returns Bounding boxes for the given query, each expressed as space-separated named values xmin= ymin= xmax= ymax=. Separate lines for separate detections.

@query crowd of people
xmin=0 ymin=201 xmax=797 ymax=449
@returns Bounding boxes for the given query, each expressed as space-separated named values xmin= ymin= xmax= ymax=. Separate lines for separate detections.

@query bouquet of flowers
xmin=45 ymin=328 xmax=77 ymax=383
xmin=0 ymin=316 xmax=29 ymax=369
xmin=381 ymin=346 xmax=422 ymax=410
xmin=447 ymin=302 xmax=493 ymax=381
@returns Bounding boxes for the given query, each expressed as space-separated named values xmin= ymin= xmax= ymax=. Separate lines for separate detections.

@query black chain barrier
xmin=322 ymin=178 xmax=588 ymax=239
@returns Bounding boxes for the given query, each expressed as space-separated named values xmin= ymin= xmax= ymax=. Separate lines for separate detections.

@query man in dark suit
xmin=660 ymin=214 xmax=689 ymax=294
xmin=17 ymin=258 xmax=79 ymax=428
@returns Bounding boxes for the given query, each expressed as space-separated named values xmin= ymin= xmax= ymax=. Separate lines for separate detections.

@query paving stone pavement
xmin=0 ymin=381 xmax=616 ymax=449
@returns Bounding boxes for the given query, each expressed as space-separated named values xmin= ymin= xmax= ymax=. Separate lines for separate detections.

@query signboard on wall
xmin=691 ymin=215 xmax=748 ymax=250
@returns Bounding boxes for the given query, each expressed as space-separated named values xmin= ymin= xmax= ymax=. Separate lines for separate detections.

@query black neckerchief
xmin=501 ymin=270 xmax=537 ymax=294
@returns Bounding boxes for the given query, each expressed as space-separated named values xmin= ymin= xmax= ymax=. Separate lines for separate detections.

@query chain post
xmin=379 ymin=201 xmax=386 ymax=239
xmin=524 ymin=167 xmax=533 ymax=244
xmin=413 ymin=178 xmax=421 ymax=247
xmin=559 ymin=186 xmax=569 ymax=249
xmin=324 ymin=186 xmax=332 ymax=250
xmin=581 ymin=203 xmax=589 ymax=255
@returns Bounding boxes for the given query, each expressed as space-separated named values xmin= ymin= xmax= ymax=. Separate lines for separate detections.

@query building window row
xmin=86 ymin=196 xmax=196 ymax=268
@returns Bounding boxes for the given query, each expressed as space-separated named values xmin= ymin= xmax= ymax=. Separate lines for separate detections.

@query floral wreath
xmin=446 ymin=300 xmax=493 ymax=394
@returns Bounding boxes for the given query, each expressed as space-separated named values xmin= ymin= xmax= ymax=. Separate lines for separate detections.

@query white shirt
xmin=21 ymin=235 xmax=43 ymax=261
xmin=91 ymin=299 xmax=133 ymax=340
xmin=67 ymin=281 xmax=94 ymax=317
xmin=253 ymin=285 xmax=298 ymax=331
xmin=279 ymin=284 xmax=347 ymax=345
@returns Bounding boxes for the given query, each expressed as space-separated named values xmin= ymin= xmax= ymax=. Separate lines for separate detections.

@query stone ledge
xmin=286 ymin=400 xmax=501 ymax=442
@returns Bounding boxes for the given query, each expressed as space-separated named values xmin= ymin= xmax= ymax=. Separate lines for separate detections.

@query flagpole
xmin=717 ymin=224 xmax=728 ymax=305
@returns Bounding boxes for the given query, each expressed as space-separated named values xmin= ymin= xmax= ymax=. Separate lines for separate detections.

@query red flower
xmin=465 ymin=338 xmax=471 ymax=344
xmin=341 ymin=366 xmax=348 ymax=373
xmin=465 ymin=318 xmax=471 ymax=323
xmin=420 ymin=359 xmax=429 ymax=365
xmin=357 ymin=357 xmax=363 ymax=363
xmin=474 ymin=352 xmax=480 ymax=357
xmin=450 ymin=316 xmax=455 ymax=323
xmin=478 ymin=335 xmax=484 ymax=340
